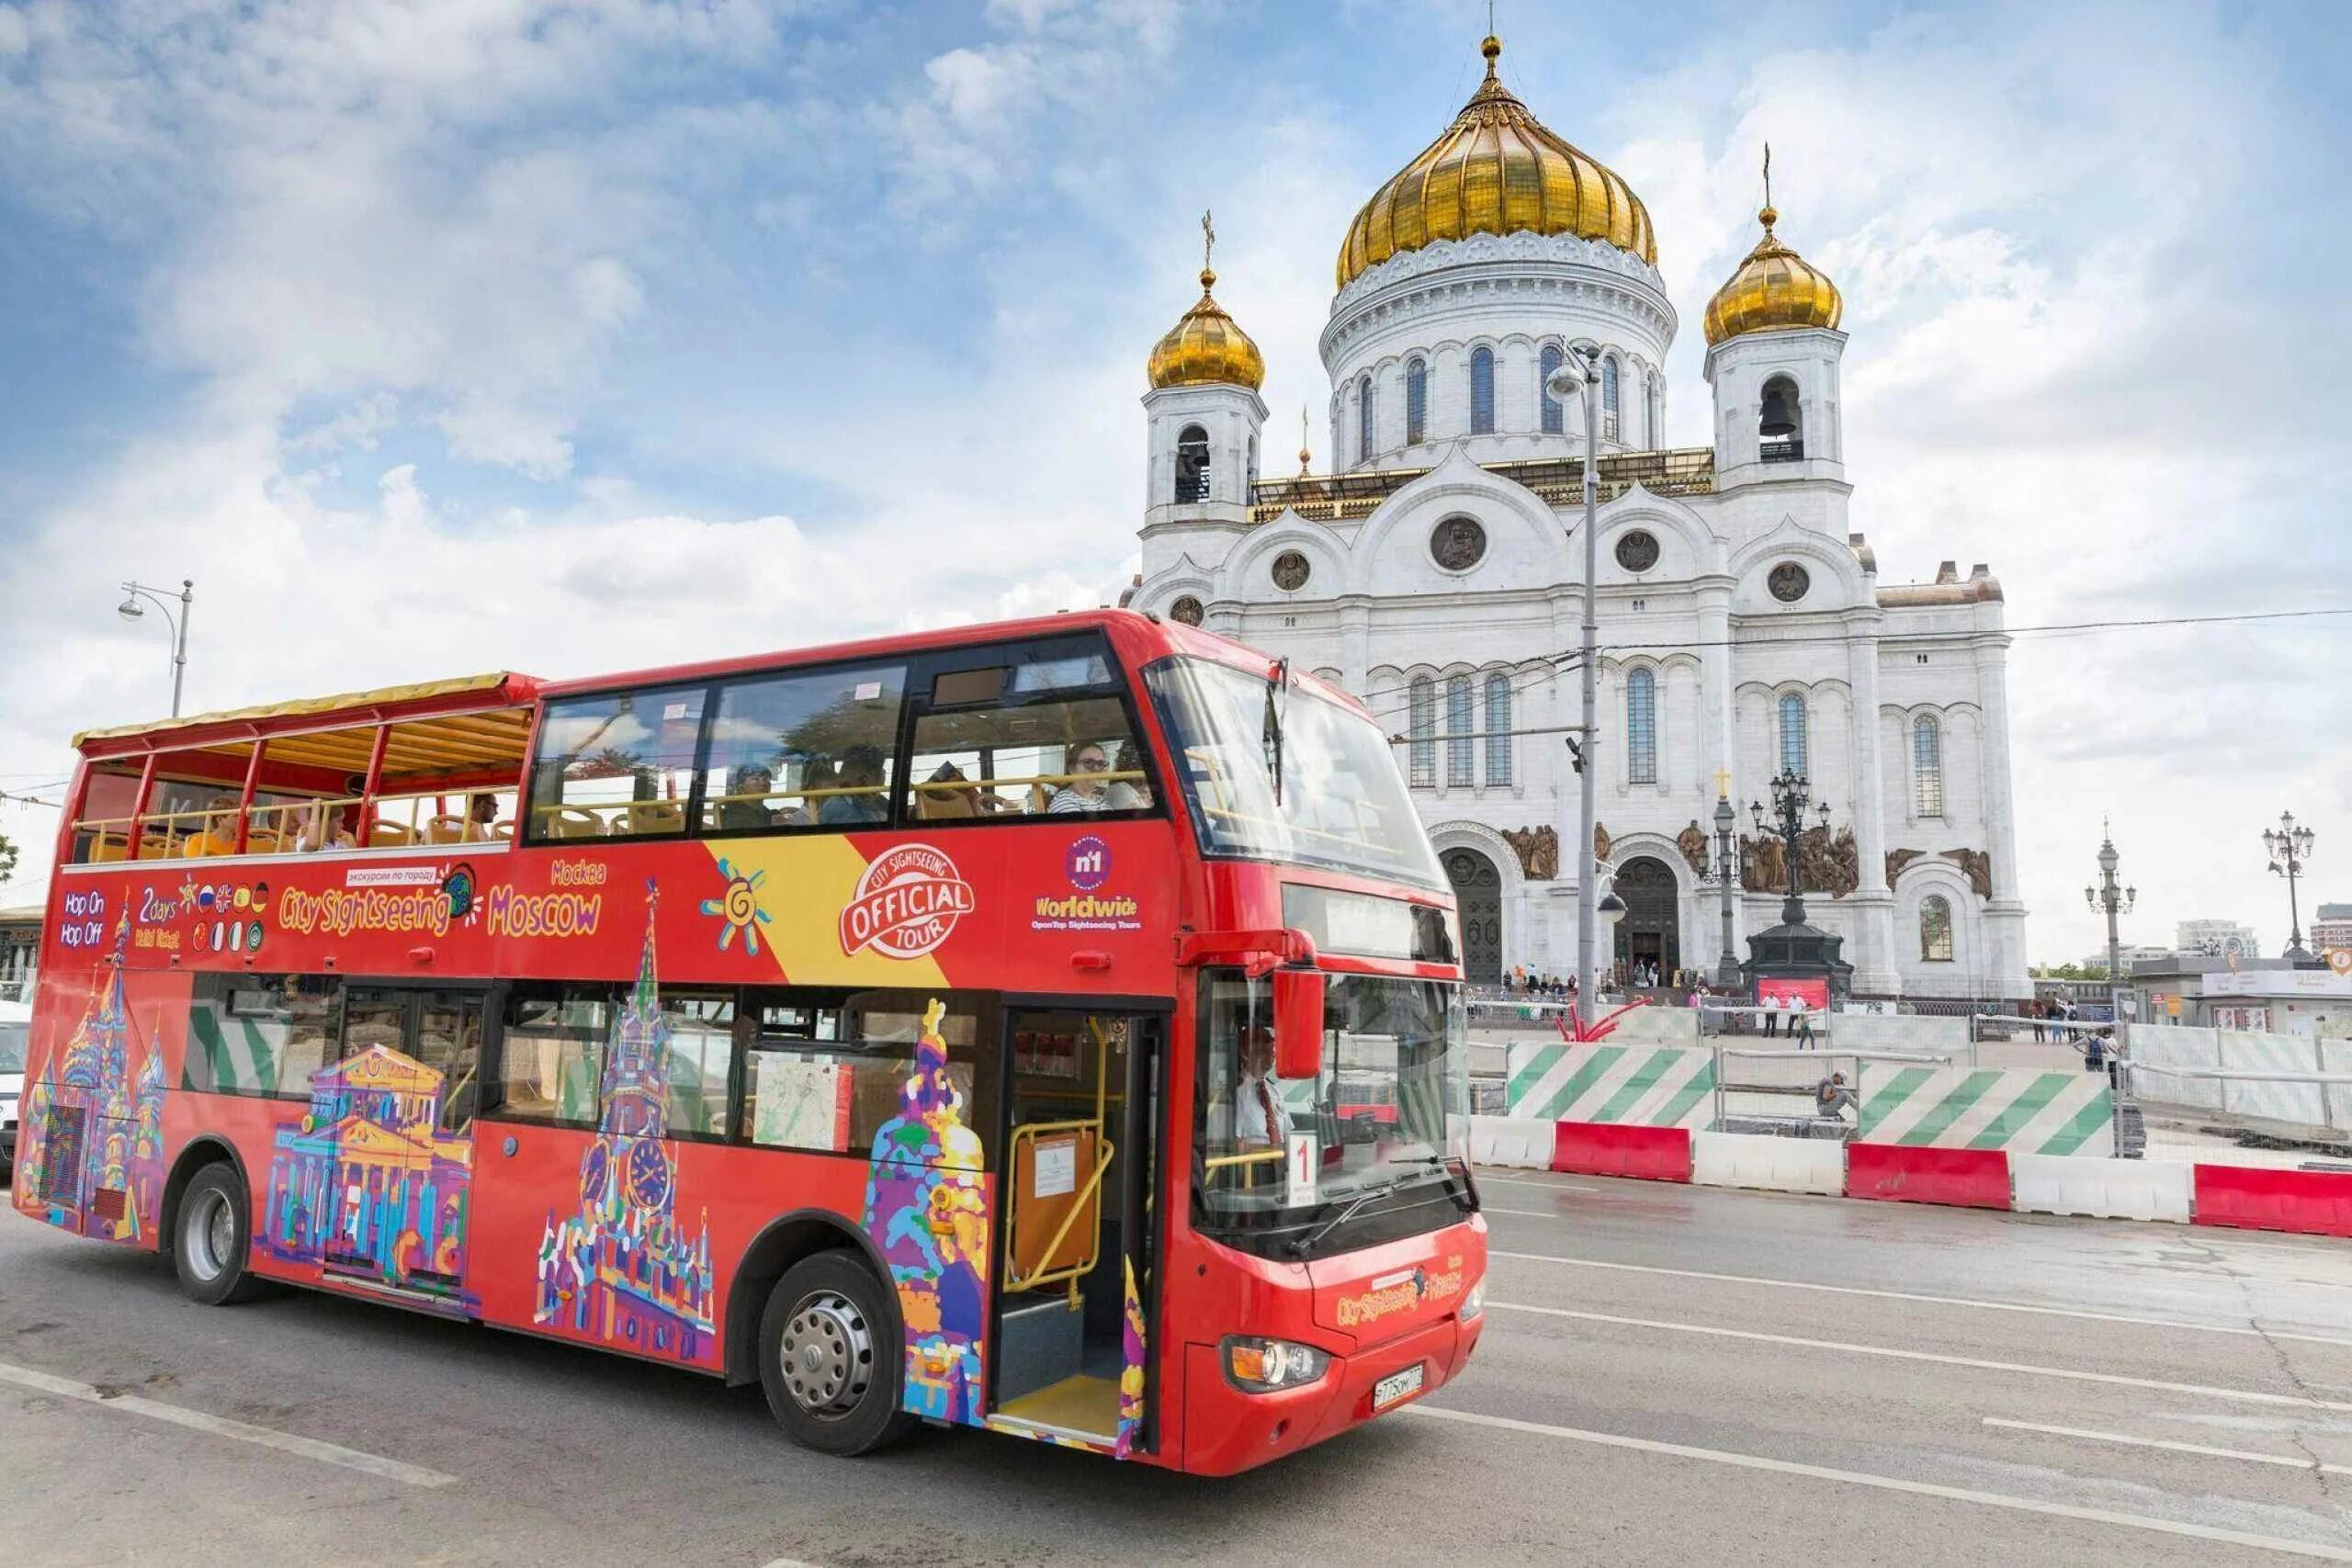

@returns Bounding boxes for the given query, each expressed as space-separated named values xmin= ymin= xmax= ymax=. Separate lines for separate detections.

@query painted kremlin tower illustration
xmin=15 ymin=919 xmax=165 ymax=1243
xmin=536 ymin=881 xmax=716 ymax=1360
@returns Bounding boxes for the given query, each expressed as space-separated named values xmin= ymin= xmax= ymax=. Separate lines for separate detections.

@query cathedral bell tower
xmin=1143 ymin=212 xmax=1268 ymax=530
xmin=1702 ymin=152 xmax=1848 ymax=492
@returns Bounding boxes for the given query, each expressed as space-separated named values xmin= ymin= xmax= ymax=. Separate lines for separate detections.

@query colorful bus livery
xmin=18 ymin=611 xmax=1485 ymax=1473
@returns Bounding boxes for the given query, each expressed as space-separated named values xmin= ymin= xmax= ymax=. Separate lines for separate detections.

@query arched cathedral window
xmin=1626 ymin=667 xmax=1657 ymax=784
xmin=1406 ymin=357 xmax=1428 ymax=444
xmin=1408 ymin=677 xmax=1435 ymax=788
xmin=1174 ymin=423 xmax=1210 ymax=504
xmin=1246 ymin=434 xmax=1257 ymax=491
xmin=1920 ymin=896 xmax=1955 ymax=962
xmin=1601 ymin=355 xmax=1622 ymax=441
xmin=1539 ymin=344 xmax=1565 ymax=434
xmin=1446 ymin=675 xmax=1474 ymax=787
xmin=1469 ymin=347 xmax=1495 ymax=434
xmin=1913 ymin=714 xmax=1944 ymax=818
xmin=1357 ymin=374 xmax=1375 ymax=466
xmin=1778 ymin=693 xmax=1809 ymax=777
xmin=1485 ymin=672 xmax=1512 ymax=786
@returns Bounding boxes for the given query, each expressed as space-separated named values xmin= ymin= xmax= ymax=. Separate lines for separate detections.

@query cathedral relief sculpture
xmin=1885 ymin=848 xmax=1925 ymax=885
xmin=1271 ymin=550 xmax=1311 ymax=591
xmin=1941 ymin=848 xmax=1994 ymax=899
xmin=1675 ymin=820 xmax=1710 ymax=877
xmin=1500 ymin=825 xmax=1557 ymax=880
xmin=1768 ymin=561 xmax=1811 ymax=602
xmin=1741 ymin=826 xmax=1859 ymax=897
xmin=1615 ymin=530 xmax=1660 ymax=572
xmin=1430 ymin=516 xmax=1487 ymax=570
xmin=1167 ymin=595 xmax=1204 ymax=626
xmin=1592 ymin=822 xmax=1611 ymax=863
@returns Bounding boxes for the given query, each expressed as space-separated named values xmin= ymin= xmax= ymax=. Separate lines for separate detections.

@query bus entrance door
xmin=988 ymin=1009 xmax=1160 ymax=1452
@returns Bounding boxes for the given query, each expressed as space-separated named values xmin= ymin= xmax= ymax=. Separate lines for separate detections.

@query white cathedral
xmin=1128 ymin=34 xmax=2028 ymax=1002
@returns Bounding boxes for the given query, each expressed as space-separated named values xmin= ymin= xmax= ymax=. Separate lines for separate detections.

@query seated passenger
xmin=461 ymin=792 xmax=502 ymax=842
xmin=818 ymin=745 xmax=888 ymax=826
xmin=1047 ymin=743 xmax=1111 ymax=815
xmin=292 ymin=798 xmax=356 ymax=852
xmin=1104 ymin=740 xmax=1151 ymax=811
xmin=717 ymin=766 xmax=780 ymax=831
xmin=181 ymin=795 xmax=242 ymax=857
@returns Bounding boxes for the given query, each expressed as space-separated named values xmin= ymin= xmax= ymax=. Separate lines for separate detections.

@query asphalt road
xmin=6 ymin=1175 xmax=2352 ymax=1566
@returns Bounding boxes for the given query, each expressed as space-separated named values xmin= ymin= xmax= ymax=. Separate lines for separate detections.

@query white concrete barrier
xmin=1470 ymin=1115 xmax=1555 ymax=1170
xmin=1690 ymin=1130 xmax=1846 ymax=1196
xmin=2010 ymin=1153 xmax=2191 ymax=1224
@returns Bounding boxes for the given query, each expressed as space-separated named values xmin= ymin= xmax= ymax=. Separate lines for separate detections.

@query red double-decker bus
xmin=12 ymin=610 xmax=1482 ymax=1472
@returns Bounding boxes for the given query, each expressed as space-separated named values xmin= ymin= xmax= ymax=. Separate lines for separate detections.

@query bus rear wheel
xmin=173 ymin=1164 xmax=268 ymax=1307
xmin=757 ymin=1251 xmax=914 ymax=1457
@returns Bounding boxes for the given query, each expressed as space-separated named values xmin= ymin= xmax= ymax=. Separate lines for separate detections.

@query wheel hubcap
xmin=778 ymin=1290 xmax=874 ymax=1418
xmin=186 ymin=1190 xmax=232 ymax=1282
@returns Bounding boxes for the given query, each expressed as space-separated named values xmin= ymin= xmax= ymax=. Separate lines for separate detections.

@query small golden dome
xmin=1702 ymin=206 xmax=1843 ymax=345
xmin=1147 ymin=265 xmax=1266 ymax=390
xmin=1337 ymin=36 xmax=1657 ymax=289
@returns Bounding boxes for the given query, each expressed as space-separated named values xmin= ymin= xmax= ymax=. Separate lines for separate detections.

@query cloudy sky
xmin=0 ymin=0 xmax=2345 ymax=967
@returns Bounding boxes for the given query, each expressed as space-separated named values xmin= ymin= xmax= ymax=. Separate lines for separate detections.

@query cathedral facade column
xmin=1338 ymin=595 xmax=1371 ymax=695
xmin=1973 ymin=630 xmax=2029 ymax=1000
xmin=1843 ymin=606 xmax=1900 ymax=996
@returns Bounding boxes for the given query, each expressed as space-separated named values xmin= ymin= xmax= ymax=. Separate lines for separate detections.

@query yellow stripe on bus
xmin=702 ymin=837 xmax=952 ymax=989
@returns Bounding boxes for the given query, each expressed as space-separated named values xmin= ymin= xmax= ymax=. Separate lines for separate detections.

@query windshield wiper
xmin=1382 ymin=1154 xmax=1481 ymax=1213
xmin=1287 ymin=1187 xmax=1390 ymax=1257
xmin=1261 ymin=657 xmax=1288 ymax=807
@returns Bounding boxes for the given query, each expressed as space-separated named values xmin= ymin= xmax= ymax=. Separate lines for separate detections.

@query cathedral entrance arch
xmin=1611 ymin=856 xmax=1682 ymax=986
xmin=1442 ymin=847 xmax=1503 ymax=985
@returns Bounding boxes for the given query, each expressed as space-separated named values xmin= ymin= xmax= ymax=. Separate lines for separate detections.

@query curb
xmin=1469 ymin=1114 xmax=2352 ymax=1240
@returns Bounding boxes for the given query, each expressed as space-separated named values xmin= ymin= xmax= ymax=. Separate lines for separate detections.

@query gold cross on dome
xmin=1202 ymin=209 xmax=1216 ymax=273
xmin=1713 ymin=766 xmax=1733 ymax=798
xmin=1763 ymin=142 xmax=1772 ymax=209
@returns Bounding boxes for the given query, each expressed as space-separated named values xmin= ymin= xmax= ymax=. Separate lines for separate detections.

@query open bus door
xmin=986 ymin=1006 xmax=1161 ymax=1453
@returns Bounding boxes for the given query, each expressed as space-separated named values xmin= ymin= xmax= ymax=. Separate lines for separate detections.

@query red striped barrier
xmin=1845 ymin=1144 xmax=2011 ymax=1210
xmin=1552 ymin=1122 xmax=1692 ymax=1183
xmin=2191 ymin=1164 xmax=2352 ymax=1238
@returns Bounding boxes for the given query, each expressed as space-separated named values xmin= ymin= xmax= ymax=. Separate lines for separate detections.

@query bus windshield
xmin=1196 ymin=972 xmax=1471 ymax=1260
xmin=0 ymin=1022 xmax=23 ymax=1073
xmin=1146 ymin=658 xmax=1442 ymax=889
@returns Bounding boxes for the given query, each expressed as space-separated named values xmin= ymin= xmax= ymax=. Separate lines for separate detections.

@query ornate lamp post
xmin=1750 ymin=769 xmax=1833 ymax=927
xmin=2083 ymin=820 xmax=2136 ymax=1020
xmin=2263 ymin=810 xmax=2317 ymax=962
xmin=116 ymin=578 xmax=194 ymax=716
xmin=1713 ymin=787 xmax=1741 ymax=987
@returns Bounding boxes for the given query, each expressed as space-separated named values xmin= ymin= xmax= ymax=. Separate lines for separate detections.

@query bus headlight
xmin=1222 ymin=1336 xmax=1331 ymax=1393
xmin=1461 ymin=1280 xmax=1485 ymax=1321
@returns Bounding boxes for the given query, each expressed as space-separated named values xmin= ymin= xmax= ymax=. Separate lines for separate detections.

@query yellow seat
xmin=368 ymin=818 xmax=415 ymax=848
xmin=87 ymin=834 xmax=130 ymax=863
xmin=424 ymin=814 xmax=467 ymax=845
xmin=542 ymin=807 xmax=606 ymax=840
xmin=627 ymin=800 xmax=684 ymax=835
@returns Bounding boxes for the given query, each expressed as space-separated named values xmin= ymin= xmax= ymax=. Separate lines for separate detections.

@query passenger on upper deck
xmin=1048 ymin=742 xmax=1112 ymax=815
xmin=819 ymin=746 xmax=888 ymax=826
xmin=717 ymin=767 xmax=780 ymax=831
xmin=292 ymin=798 xmax=356 ymax=852
xmin=462 ymin=792 xmax=502 ymax=842
xmin=1103 ymin=741 xmax=1151 ymax=811
xmin=181 ymin=795 xmax=242 ymax=857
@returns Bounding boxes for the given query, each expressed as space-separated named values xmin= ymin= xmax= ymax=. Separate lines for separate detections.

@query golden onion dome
xmin=1702 ymin=204 xmax=1844 ymax=345
xmin=1147 ymin=265 xmax=1266 ymax=391
xmin=1337 ymin=36 xmax=1657 ymax=290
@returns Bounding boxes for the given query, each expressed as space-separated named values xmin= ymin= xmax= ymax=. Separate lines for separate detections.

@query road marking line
xmin=1486 ymin=1248 xmax=2352 ymax=1348
xmin=0 ymin=1359 xmax=458 ymax=1488
xmin=1477 ymin=1176 xmax=1604 ymax=1193
xmin=1484 ymin=1206 xmax=1603 ymax=1219
xmin=1485 ymin=1302 xmax=2352 ymax=1413
xmin=1403 ymin=1404 xmax=2352 ymax=1562
xmin=1983 ymin=1418 xmax=2352 ymax=1477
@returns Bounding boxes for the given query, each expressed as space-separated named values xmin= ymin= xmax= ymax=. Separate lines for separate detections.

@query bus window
xmin=700 ymin=663 xmax=905 ymax=834
xmin=69 ymin=764 xmax=143 ymax=863
xmin=660 ymin=993 xmax=737 ymax=1140
xmin=527 ymin=685 xmax=707 ymax=842
xmin=740 ymin=991 xmax=991 ymax=1158
xmin=493 ymin=987 xmax=613 ymax=1126
xmin=187 ymin=976 xmax=343 ymax=1099
xmin=909 ymin=694 xmax=1148 ymax=818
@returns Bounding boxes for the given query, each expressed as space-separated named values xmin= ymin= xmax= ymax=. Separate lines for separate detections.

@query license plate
xmin=1372 ymin=1363 xmax=1425 ymax=1411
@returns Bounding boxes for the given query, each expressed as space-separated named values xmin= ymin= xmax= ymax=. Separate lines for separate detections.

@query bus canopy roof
xmin=73 ymin=671 xmax=541 ymax=769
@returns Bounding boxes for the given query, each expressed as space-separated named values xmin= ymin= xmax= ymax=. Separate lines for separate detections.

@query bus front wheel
xmin=757 ymin=1251 xmax=915 ymax=1457
xmin=173 ymin=1164 xmax=268 ymax=1307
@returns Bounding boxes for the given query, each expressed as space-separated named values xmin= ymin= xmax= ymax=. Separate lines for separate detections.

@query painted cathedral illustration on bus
xmin=13 ymin=919 xmax=166 ymax=1244
xmin=535 ymin=883 xmax=718 ymax=1360
xmin=260 ymin=1038 xmax=477 ymax=1301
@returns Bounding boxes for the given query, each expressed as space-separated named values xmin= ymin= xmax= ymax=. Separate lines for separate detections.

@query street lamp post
xmin=117 ymin=578 xmax=194 ymax=717
xmin=2263 ymin=810 xmax=2317 ymax=962
xmin=1713 ymin=789 xmax=1741 ymax=987
xmin=2083 ymin=820 xmax=2136 ymax=1021
xmin=1545 ymin=343 xmax=1604 ymax=1010
xmin=1750 ymin=770 xmax=1832 ymax=927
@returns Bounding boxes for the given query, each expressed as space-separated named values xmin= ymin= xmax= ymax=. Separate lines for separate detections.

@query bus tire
xmin=757 ymin=1251 xmax=915 ymax=1457
xmin=173 ymin=1163 xmax=268 ymax=1307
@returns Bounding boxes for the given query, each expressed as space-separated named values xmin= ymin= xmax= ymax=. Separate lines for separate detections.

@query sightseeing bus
xmin=12 ymin=609 xmax=1482 ymax=1472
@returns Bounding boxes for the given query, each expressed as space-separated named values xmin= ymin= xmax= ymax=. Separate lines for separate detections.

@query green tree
xmin=0 ymin=829 xmax=15 ymax=886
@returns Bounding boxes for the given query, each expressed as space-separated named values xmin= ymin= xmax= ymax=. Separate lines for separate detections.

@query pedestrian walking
xmin=1793 ymin=997 xmax=1816 ymax=1049
xmin=2081 ymin=1027 xmax=2108 ymax=1075
xmin=2031 ymin=1000 xmax=2046 ymax=1043
xmin=1762 ymin=992 xmax=1780 ymax=1038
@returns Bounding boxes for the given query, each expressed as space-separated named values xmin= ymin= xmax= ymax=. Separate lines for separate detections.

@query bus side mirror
xmin=1272 ymin=967 xmax=1326 ymax=1081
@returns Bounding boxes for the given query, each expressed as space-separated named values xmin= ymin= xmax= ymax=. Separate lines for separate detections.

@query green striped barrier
xmin=1857 ymin=1066 xmax=2113 ymax=1156
xmin=1503 ymin=1042 xmax=1716 ymax=1129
